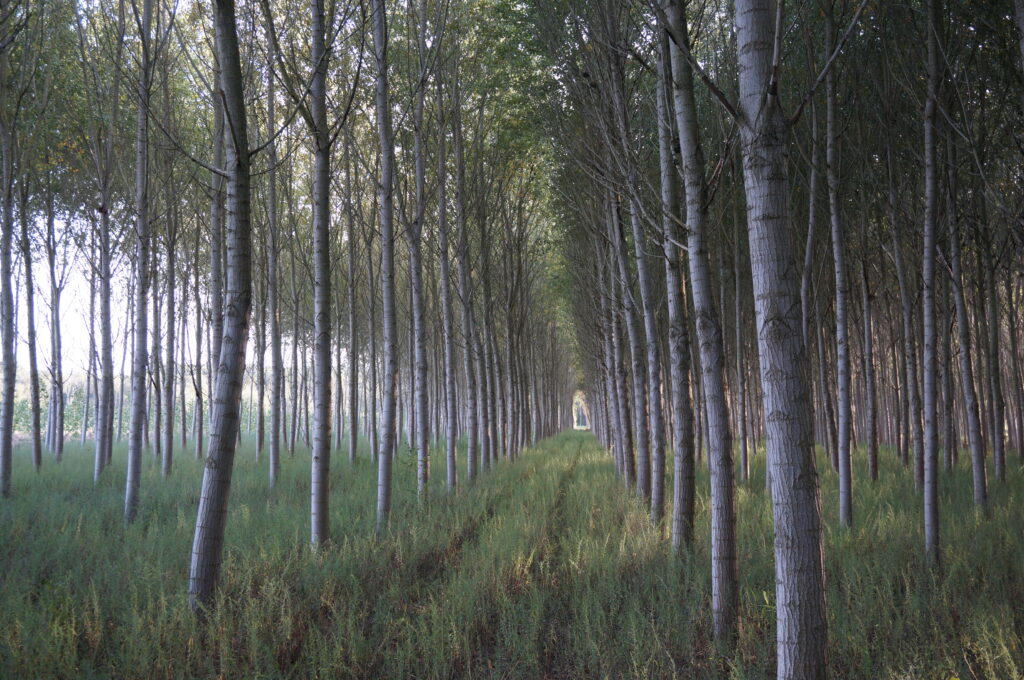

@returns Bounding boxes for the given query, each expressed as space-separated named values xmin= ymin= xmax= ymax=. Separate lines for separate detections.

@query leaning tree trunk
xmin=124 ymin=0 xmax=152 ymax=524
xmin=734 ymin=1 xmax=828 ymax=677
xmin=188 ymin=0 xmax=252 ymax=610
xmin=372 ymin=0 xmax=399 ymax=535
xmin=666 ymin=0 xmax=736 ymax=642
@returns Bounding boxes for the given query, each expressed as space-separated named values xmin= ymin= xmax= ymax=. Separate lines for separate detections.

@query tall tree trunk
xmin=150 ymin=256 xmax=162 ymax=461
xmin=345 ymin=134 xmax=358 ymax=465
xmin=1006 ymin=275 xmax=1024 ymax=464
xmin=609 ymin=194 xmax=645 ymax=495
xmin=188 ymin=0 xmax=252 ymax=609
xmin=609 ymin=248 xmax=634 ymax=489
xmin=0 ymin=119 xmax=14 ymax=497
xmin=267 ymin=37 xmax=281 ymax=485
xmin=372 ymin=0 xmax=399 ymax=534
xmin=94 ymin=196 xmax=114 ymax=478
xmin=888 ymin=164 xmax=923 ymax=485
xmin=310 ymin=0 xmax=332 ymax=548
xmin=825 ymin=9 xmax=852 ymax=527
xmin=860 ymin=218 xmax=878 ymax=482
xmin=124 ymin=0 xmax=152 ymax=523
xmin=44 ymin=179 xmax=64 ymax=461
xmin=734 ymin=1 xmax=827 ymax=676
xmin=983 ymin=248 xmax=1005 ymax=482
xmin=922 ymin=0 xmax=941 ymax=566
xmin=289 ymin=247 xmax=299 ymax=456
xmin=193 ymin=232 xmax=205 ymax=460
xmin=83 ymin=241 xmax=96 ymax=447
xmin=735 ymin=218 xmax=749 ymax=483
xmin=162 ymin=212 xmax=177 ymax=476
xmin=655 ymin=24 xmax=694 ymax=549
xmin=408 ymin=0 xmax=429 ymax=499
xmin=453 ymin=67 xmax=478 ymax=484
xmin=209 ymin=71 xmax=225 ymax=395
xmin=436 ymin=75 xmax=457 ymax=492
xmin=18 ymin=181 xmax=41 ymax=471
xmin=667 ymin=0 xmax=736 ymax=641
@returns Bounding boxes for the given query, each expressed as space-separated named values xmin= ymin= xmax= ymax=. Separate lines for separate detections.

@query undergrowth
xmin=1 ymin=431 xmax=1021 ymax=678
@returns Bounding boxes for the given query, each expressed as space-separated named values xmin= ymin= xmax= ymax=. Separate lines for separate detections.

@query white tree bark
xmin=372 ymin=0 xmax=399 ymax=534
xmin=309 ymin=0 xmax=332 ymax=548
xmin=734 ymin=1 xmax=827 ymax=676
xmin=124 ymin=0 xmax=153 ymax=524
xmin=825 ymin=9 xmax=852 ymax=527
xmin=667 ymin=0 xmax=736 ymax=640
xmin=188 ymin=0 xmax=252 ymax=610
xmin=655 ymin=25 xmax=694 ymax=550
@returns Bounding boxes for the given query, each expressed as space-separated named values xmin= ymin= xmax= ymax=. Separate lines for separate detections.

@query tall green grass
xmin=1 ymin=431 xmax=1021 ymax=678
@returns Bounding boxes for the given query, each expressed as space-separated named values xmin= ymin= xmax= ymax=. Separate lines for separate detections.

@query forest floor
xmin=1 ymin=430 xmax=1022 ymax=679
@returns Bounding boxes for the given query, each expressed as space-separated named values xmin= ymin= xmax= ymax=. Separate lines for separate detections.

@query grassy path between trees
xmin=1 ymin=431 xmax=1022 ymax=678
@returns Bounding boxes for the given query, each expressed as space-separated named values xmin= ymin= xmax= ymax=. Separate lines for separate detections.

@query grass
xmin=1 ymin=429 xmax=1022 ymax=678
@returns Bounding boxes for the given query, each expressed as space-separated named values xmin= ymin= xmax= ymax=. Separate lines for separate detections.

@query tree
xmin=733 ymin=0 xmax=828 ymax=675
xmin=664 ymin=0 xmax=736 ymax=639
xmin=124 ymin=0 xmax=153 ymax=524
xmin=188 ymin=0 xmax=252 ymax=610
xmin=921 ymin=0 xmax=941 ymax=566
xmin=372 ymin=0 xmax=399 ymax=534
